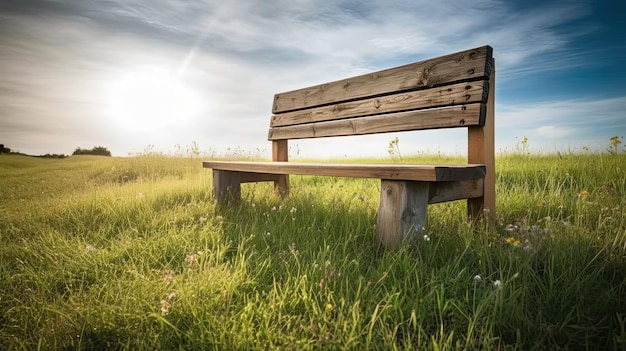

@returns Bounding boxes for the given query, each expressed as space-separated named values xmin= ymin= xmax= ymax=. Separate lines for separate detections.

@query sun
xmin=108 ymin=66 xmax=201 ymax=131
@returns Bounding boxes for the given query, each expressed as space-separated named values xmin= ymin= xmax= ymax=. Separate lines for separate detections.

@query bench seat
xmin=203 ymin=161 xmax=485 ymax=182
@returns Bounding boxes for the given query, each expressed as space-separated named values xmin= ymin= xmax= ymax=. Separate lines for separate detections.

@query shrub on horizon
xmin=73 ymin=146 xmax=112 ymax=156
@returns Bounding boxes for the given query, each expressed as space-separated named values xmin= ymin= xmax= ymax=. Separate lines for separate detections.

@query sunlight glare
xmin=109 ymin=66 xmax=201 ymax=131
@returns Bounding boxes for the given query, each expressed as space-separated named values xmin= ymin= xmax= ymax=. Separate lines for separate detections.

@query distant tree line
xmin=73 ymin=146 xmax=112 ymax=156
xmin=38 ymin=153 xmax=68 ymax=159
xmin=1 ymin=144 xmax=111 ymax=157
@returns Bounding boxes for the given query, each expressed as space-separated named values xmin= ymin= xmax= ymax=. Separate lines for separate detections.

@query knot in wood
xmin=419 ymin=68 xmax=429 ymax=85
xmin=374 ymin=99 xmax=382 ymax=109
xmin=386 ymin=187 xmax=393 ymax=195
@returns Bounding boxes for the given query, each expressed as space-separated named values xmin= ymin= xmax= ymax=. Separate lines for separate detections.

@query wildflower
xmin=160 ymin=299 xmax=171 ymax=315
xmin=493 ymin=280 xmax=502 ymax=288
xmin=325 ymin=303 xmax=334 ymax=311
xmin=506 ymin=237 xmax=521 ymax=246
xmin=289 ymin=243 xmax=299 ymax=256
xmin=271 ymin=206 xmax=277 ymax=211
xmin=162 ymin=269 xmax=175 ymax=284
xmin=160 ymin=292 xmax=177 ymax=316
xmin=423 ymin=234 xmax=430 ymax=241
xmin=473 ymin=274 xmax=482 ymax=282
xmin=199 ymin=216 xmax=208 ymax=223
xmin=185 ymin=254 xmax=198 ymax=266
xmin=610 ymin=136 xmax=622 ymax=147
xmin=290 ymin=207 xmax=297 ymax=214
xmin=580 ymin=190 xmax=589 ymax=196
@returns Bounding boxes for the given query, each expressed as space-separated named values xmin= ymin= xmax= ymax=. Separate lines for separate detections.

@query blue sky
xmin=1 ymin=0 xmax=624 ymax=157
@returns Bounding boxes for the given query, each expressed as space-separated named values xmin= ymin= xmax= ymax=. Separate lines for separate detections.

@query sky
xmin=1 ymin=0 xmax=625 ymax=158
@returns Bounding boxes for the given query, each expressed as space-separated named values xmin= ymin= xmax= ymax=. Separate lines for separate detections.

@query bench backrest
xmin=269 ymin=45 xmax=493 ymax=140
xmin=268 ymin=46 xmax=495 ymax=215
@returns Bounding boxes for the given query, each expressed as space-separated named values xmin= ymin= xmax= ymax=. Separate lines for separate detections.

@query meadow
xmin=0 ymin=149 xmax=624 ymax=350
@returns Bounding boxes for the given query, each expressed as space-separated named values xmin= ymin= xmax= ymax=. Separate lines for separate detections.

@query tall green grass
xmin=1 ymin=152 xmax=624 ymax=350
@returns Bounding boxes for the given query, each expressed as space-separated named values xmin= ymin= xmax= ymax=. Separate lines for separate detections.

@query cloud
xmin=533 ymin=125 xmax=575 ymax=138
xmin=497 ymin=96 xmax=626 ymax=151
xmin=0 ymin=0 xmax=621 ymax=156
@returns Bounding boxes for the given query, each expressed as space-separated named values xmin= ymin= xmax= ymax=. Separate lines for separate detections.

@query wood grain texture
xmin=238 ymin=172 xmax=280 ymax=183
xmin=273 ymin=46 xmax=492 ymax=113
xmin=272 ymin=140 xmax=290 ymax=195
xmin=429 ymin=179 xmax=484 ymax=204
xmin=268 ymin=103 xmax=484 ymax=140
xmin=271 ymin=81 xmax=488 ymax=128
xmin=468 ymin=63 xmax=495 ymax=218
xmin=377 ymin=181 xmax=429 ymax=249
xmin=203 ymin=161 xmax=486 ymax=182
xmin=212 ymin=170 xmax=241 ymax=205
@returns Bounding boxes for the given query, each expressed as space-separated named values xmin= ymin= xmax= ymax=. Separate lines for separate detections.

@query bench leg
xmin=377 ymin=180 xmax=429 ymax=249
xmin=274 ymin=174 xmax=290 ymax=197
xmin=212 ymin=170 xmax=241 ymax=205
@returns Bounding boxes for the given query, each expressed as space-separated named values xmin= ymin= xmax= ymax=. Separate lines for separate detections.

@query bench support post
xmin=213 ymin=170 xmax=241 ymax=205
xmin=272 ymin=140 xmax=289 ymax=196
xmin=468 ymin=63 xmax=495 ymax=219
xmin=377 ymin=180 xmax=429 ymax=249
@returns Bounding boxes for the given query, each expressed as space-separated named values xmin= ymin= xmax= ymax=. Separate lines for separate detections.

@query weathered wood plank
xmin=273 ymin=46 xmax=492 ymax=113
xmin=213 ymin=170 xmax=241 ymax=205
xmin=377 ymin=180 xmax=429 ymax=249
xmin=239 ymin=172 xmax=280 ymax=183
xmin=468 ymin=63 xmax=495 ymax=218
xmin=428 ymin=179 xmax=484 ymax=204
xmin=272 ymin=140 xmax=289 ymax=195
xmin=203 ymin=161 xmax=486 ymax=182
xmin=268 ymin=103 xmax=484 ymax=140
xmin=271 ymin=80 xmax=488 ymax=128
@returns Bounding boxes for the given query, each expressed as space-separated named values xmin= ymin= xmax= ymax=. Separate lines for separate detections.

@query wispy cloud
xmin=0 ymin=0 xmax=622 ymax=156
xmin=497 ymin=96 xmax=626 ymax=151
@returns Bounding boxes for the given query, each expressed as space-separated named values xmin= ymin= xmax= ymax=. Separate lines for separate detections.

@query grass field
xmin=1 ymin=151 xmax=625 ymax=350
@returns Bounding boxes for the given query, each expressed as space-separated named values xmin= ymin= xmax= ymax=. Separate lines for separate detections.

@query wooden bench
xmin=203 ymin=46 xmax=495 ymax=249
